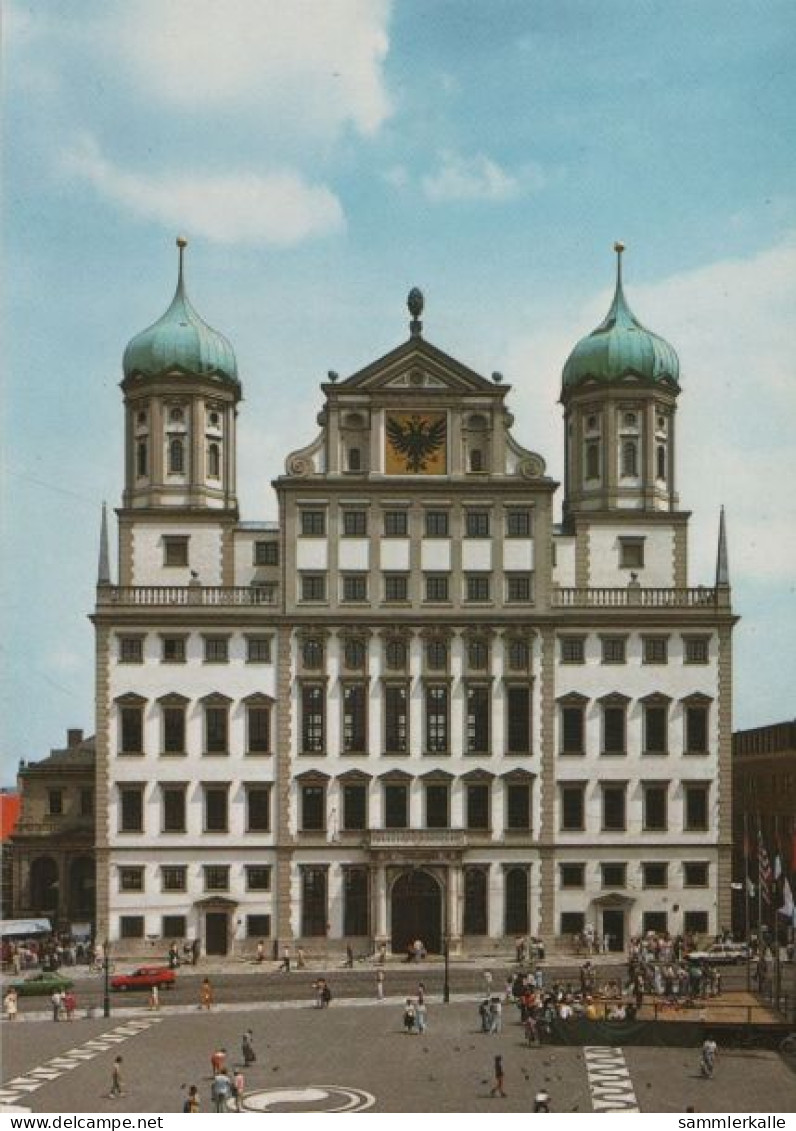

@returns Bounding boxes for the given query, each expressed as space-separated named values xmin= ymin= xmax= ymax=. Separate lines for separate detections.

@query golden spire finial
xmin=176 ymin=236 xmax=188 ymax=283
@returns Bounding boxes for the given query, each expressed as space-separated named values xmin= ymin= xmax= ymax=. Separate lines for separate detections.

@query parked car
xmin=110 ymin=965 xmax=176 ymax=992
xmin=687 ymin=942 xmax=750 ymax=965
xmin=10 ymin=971 xmax=75 ymax=997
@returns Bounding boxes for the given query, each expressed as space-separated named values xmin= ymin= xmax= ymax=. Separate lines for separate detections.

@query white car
xmin=687 ymin=942 xmax=750 ymax=965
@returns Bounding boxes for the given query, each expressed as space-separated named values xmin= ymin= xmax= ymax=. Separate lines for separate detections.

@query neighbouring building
xmin=92 ymin=238 xmax=736 ymax=958
xmin=1 ymin=789 xmax=22 ymax=918
xmin=8 ymin=731 xmax=96 ymax=932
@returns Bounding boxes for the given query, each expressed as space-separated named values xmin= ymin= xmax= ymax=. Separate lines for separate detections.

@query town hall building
xmin=92 ymin=238 xmax=736 ymax=958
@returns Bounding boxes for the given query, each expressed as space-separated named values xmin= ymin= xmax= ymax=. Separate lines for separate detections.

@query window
xmin=163 ymin=536 xmax=189 ymax=567
xmin=161 ymin=866 xmax=187 ymax=893
xmin=643 ymin=636 xmax=668 ymax=664
xmin=426 ymin=640 xmax=447 ymax=670
xmin=425 ymin=783 xmax=449 ymax=828
xmin=621 ymin=440 xmax=638 ymax=477
xmin=643 ymin=701 xmax=669 ymax=754
xmin=466 ymin=574 xmax=490 ymax=602
xmin=344 ymin=638 xmax=366 ymax=670
xmin=385 ymin=639 xmax=407 ymax=670
xmin=560 ymin=863 xmax=585 ymax=888
xmin=162 ymin=704 xmax=186 ymax=755
xmin=162 ymin=786 xmax=186 ymax=833
xmin=466 ymin=686 xmax=490 ymax=753
xmin=163 ymin=915 xmax=187 ymax=938
xmin=560 ymin=637 xmax=585 ymax=664
xmin=465 ymin=511 xmax=490 ymax=538
xmin=204 ymin=703 xmax=229 ymax=755
xmin=48 ymin=789 xmax=63 ymax=816
xmin=643 ymin=911 xmax=668 ymax=934
xmin=506 ymin=686 xmax=531 ymax=754
xmin=601 ymin=636 xmax=626 ymax=664
xmin=425 ymin=574 xmax=450 ymax=602
xmin=469 ymin=448 xmax=484 ymax=472
xmin=254 ymin=541 xmax=279 ymax=566
xmin=684 ymin=910 xmax=709 ymax=935
xmin=247 ymin=915 xmax=271 ymax=938
xmin=464 ymin=869 xmax=488 ymax=935
xmin=302 ymin=639 xmax=324 ymax=669
xmin=80 ymin=788 xmax=94 ymax=817
xmin=619 ymin=537 xmax=645 ymax=569
xmin=466 ymin=784 xmax=490 ymax=830
xmin=560 ymin=700 xmax=586 ymax=755
xmin=204 ymin=787 xmax=228 ymax=832
xmin=247 ymin=703 xmax=271 ymax=754
xmin=642 ymin=863 xmax=668 ymax=888
xmin=300 ymin=510 xmax=326 ymax=536
xmin=602 ymin=785 xmax=627 ymax=831
xmin=120 ymin=703 xmax=144 ymax=754
xmin=506 ymin=510 xmax=532 ymax=537
xmin=684 ymin=636 xmax=709 ymax=664
xmin=685 ymin=702 xmax=710 ymax=753
xmin=656 ymin=444 xmax=666 ymax=480
xmin=300 ymin=784 xmax=325 ymax=831
xmin=684 ymin=784 xmax=709 ymax=831
xmin=204 ymin=866 xmax=229 ymax=892
xmin=384 ymin=574 xmax=408 ymax=602
xmin=301 ymin=868 xmax=328 ymax=936
xmin=643 ymin=784 xmax=668 ymax=831
xmin=384 ymin=684 xmax=408 ymax=753
xmin=561 ymin=911 xmax=585 ymax=936
xmin=342 ymin=684 xmax=367 ymax=753
xmin=602 ymin=700 xmax=627 ymax=755
xmin=384 ymin=511 xmax=408 ymax=537
xmin=347 ymin=447 xmax=362 ymax=472
xmin=120 ymin=916 xmax=144 ymax=939
xmin=506 ymin=783 xmax=531 ymax=830
xmin=246 ymin=866 xmax=272 ymax=891
xmin=168 ymin=437 xmax=185 ymax=475
xmin=505 ymin=867 xmax=529 ymax=934
xmin=601 ymin=863 xmax=626 ymax=888
xmin=119 ymin=868 xmax=144 ymax=892
xmin=203 ymin=636 xmax=229 ymax=664
xmin=425 ymin=510 xmax=449 ymax=537
xmin=683 ymin=862 xmax=710 ymax=887
xmin=507 ymin=639 xmax=530 ymax=671
xmin=425 ymin=685 xmax=449 ymax=753
xmin=301 ymin=574 xmax=327 ymax=602
xmin=162 ymin=636 xmax=186 ymax=663
xmin=246 ymin=636 xmax=272 ymax=664
xmin=467 ymin=639 xmax=489 ymax=670
xmin=342 ymin=574 xmax=368 ymax=602
xmin=136 ymin=441 xmax=148 ymax=478
xmin=119 ymin=786 xmax=144 ymax=833
xmin=301 ymin=685 xmax=325 ymax=753
xmin=342 ymin=783 xmax=367 ymax=831
xmin=506 ymin=574 xmax=532 ymax=602
xmin=560 ymin=784 xmax=585 ymax=831
xmin=585 ymin=441 xmax=600 ymax=479
xmin=241 ymin=786 xmax=270 ymax=835
xmin=343 ymin=868 xmax=369 ymax=936
xmin=119 ymin=636 xmax=143 ymax=663
xmin=342 ymin=510 xmax=367 ymax=536
xmin=384 ymin=784 xmax=408 ymax=828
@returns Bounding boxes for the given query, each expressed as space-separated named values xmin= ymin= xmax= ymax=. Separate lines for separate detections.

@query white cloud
xmin=110 ymin=0 xmax=392 ymax=138
xmin=422 ymin=151 xmax=533 ymax=203
xmin=61 ymin=136 xmax=345 ymax=247
xmin=502 ymin=235 xmax=796 ymax=586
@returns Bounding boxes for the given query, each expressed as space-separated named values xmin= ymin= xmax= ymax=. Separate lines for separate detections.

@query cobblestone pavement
xmin=2 ymin=999 xmax=795 ymax=1114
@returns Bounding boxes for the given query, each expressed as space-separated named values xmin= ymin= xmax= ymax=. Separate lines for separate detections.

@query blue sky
xmin=2 ymin=0 xmax=794 ymax=782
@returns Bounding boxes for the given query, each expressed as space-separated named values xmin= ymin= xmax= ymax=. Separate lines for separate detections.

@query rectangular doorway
xmin=205 ymin=912 xmax=229 ymax=956
xmin=601 ymin=908 xmax=625 ymax=951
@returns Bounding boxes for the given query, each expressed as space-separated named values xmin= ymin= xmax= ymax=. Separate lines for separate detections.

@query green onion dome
xmin=562 ymin=244 xmax=679 ymax=390
xmin=123 ymin=238 xmax=238 ymax=384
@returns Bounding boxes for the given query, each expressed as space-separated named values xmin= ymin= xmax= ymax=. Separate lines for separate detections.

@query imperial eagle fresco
xmin=385 ymin=412 xmax=447 ymax=474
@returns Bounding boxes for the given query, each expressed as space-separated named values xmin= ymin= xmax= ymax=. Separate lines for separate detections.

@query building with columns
xmin=92 ymin=240 xmax=736 ymax=958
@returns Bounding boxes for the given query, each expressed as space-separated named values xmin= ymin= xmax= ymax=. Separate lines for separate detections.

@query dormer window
xmin=656 ymin=444 xmax=666 ymax=480
xmin=585 ymin=441 xmax=600 ymax=480
xmin=136 ymin=440 xmax=148 ymax=478
xmin=348 ymin=447 xmax=362 ymax=472
xmin=207 ymin=442 xmax=220 ymax=479
xmin=169 ymin=438 xmax=185 ymax=475
xmin=621 ymin=440 xmax=638 ymax=477
xmin=469 ymin=449 xmax=484 ymax=472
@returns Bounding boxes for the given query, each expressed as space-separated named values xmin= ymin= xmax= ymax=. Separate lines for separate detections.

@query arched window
xmin=470 ymin=449 xmax=484 ymax=472
xmin=344 ymin=638 xmax=366 ymax=669
xmin=426 ymin=641 xmax=447 ymax=670
xmin=136 ymin=440 xmax=148 ymax=477
xmin=169 ymin=438 xmax=184 ymax=475
xmin=585 ymin=441 xmax=600 ymax=480
xmin=348 ymin=447 xmax=361 ymax=472
xmin=657 ymin=444 xmax=666 ymax=480
xmin=385 ymin=639 xmax=406 ymax=670
xmin=302 ymin=639 xmax=324 ymax=669
xmin=621 ymin=440 xmax=638 ymax=477
xmin=207 ymin=443 xmax=220 ymax=478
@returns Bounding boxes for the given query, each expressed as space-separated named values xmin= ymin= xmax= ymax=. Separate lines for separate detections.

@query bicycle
xmin=779 ymin=1033 xmax=796 ymax=1057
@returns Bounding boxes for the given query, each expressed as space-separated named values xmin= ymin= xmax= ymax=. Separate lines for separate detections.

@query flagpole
xmin=774 ymin=813 xmax=782 ymax=1011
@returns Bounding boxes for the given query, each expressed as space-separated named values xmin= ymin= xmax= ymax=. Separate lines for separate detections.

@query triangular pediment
xmin=333 ymin=337 xmax=505 ymax=397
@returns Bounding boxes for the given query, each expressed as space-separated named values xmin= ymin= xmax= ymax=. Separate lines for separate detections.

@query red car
xmin=110 ymin=965 xmax=176 ymax=992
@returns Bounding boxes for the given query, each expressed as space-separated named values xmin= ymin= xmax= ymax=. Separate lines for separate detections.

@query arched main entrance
xmin=390 ymin=870 xmax=442 ymax=955
xmin=68 ymin=857 xmax=96 ymax=922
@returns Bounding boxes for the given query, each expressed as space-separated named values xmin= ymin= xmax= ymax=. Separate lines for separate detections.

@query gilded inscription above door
xmin=385 ymin=412 xmax=447 ymax=475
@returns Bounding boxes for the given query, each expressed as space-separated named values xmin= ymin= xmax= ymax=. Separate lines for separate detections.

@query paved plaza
xmin=2 ymin=997 xmax=795 ymax=1114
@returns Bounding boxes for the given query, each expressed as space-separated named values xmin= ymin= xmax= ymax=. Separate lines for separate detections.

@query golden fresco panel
xmin=384 ymin=412 xmax=447 ymax=475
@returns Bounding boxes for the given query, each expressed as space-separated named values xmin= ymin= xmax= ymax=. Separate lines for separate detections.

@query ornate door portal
xmin=390 ymin=870 xmax=442 ymax=955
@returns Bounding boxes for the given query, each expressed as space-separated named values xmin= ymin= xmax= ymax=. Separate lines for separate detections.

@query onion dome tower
xmin=560 ymin=244 xmax=681 ymax=524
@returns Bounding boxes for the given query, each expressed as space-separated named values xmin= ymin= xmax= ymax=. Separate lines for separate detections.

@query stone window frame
xmin=424 ymin=681 xmax=451 ymax=755
xmin=681 ymin=692 xmax=713 ymax=755
xmin=202 ymin=634 xmax=230 ymax=664
xmin=463 ymin=865 xmax=490 ymax=935
xmin=559 ymin=635 xmax=586 ymax=664
xmin=423 ymin=634 xmax=450 ymax=673
xmin=379 ymin=769 xmax=412 ymax=829
xmin=300 ymin=864 xmax=329 ymax=937
xmin=600 ymin=634 xmax=628 ymax=665
xmin=642 ymin=635 xmax=670 ymax=665
xmin=424 ymin=509 xmax=450 ymax=538
xmin=119 ymin=915 xmax=145 ymax=939
xmin=161 ymin=865 xmax=187 ymax=893
xmin=599 ymin=691 xmax=630 ymax=756
xmin=383 ymin=510 xmax=409 ymax=538
xmin=118 ymin=782 xmax=146 ymax=834
xmin=299 ymin=634 xmax=326 ymax=672
xmin=559 ymin=781 xmax=586 ymax=831
xmin=299 ymin=508 xmax=326 ymax=537
xmin=341 ymin=679 xmax=369 ymax=755
xmin=683 ymin=635 xmax=710 ymax=665
xmin=383 ymin=630 xmax=410 ymax=673
xmin=116 ymin=692 xmax=147 ymax=757
xmin=162 ymin=915 xmax=188 ymax=939
xmin=465 ymin=635 xmax=491 ymax=672
xmin=342 ymin=865 xmax=371 ymax=936
xmin=505 ymin=572 xmax=533 ymax=604
xmin=600 ymin=861 xmax=627 ymax=889
xmin=300 ymin=572 xmax=327 ymax=603
xmin=341 ymin=572 xmax=369 ymax=603
xmin=504 ymin=863 xmax=531 ymax=935
xmin=505 ymin=681 xmax=533 ymax=755
xmin=200 ymin=692 xmax=232 ymax=756
xmin=557 ymin=692 xmax=588 ymax=756
xmin=383 ymin=572 xmax=409 ymax=603
xmin=600 ymin=781 xmax=628 ymax=832
xmin=464 ymin=572 xmax=491 ymax=603
xmin=299 ymin=681 xmax=326 ymax=756
xmin=505 ymin=634 xmax=532 ymax=673
xmin=157 ymin=692 xmax=189 ymax=757
xmin=341 ymin=509 xmax=368 ymax=537
xmin=160 ymin=634 xmax=188 ymax=664
xmin=47 ymin=788 xmax=63 ymax=817
xmin=202 ymin=782 xmax=230 ymax=833
xmin=464 ymin=509 xmax=490 ymax=538
xmin=163 ymin=535 xmax=189 ymax=568
xmin=683 ymin=781 xmax=710 ymax=832
xmin=339 ymin=769 xmax=372 ymax=832
xmin=683 ymin=861 xmax=710 ymax=888
xmin=245 ymin=635 xmax=273 ymax=664
xmin=203 ymin=865 xmax=230 ymax=893
xmin=245 ymin=865 xmax=272 ymax=892
xmin=118 ymin=634 xmax=145 ymax=664
xmin=118 ymin=865 xmax=145 ymax=893
xmin=618 ymin=536 xmax=645 ymax=570
xmin=243 ymin=692 xmax=274 ymax=756
xmin=640 ymin=692 xmax=672 ymax=756
xmin=461 ymin=769 xmax=494 ymax=832
xmin=505 ymin=507 xmax=534 ymax=538
xmin=464 ymin=681 xmax=491 ymax=755
xmin=642 ymin=862 xmax=669 ymax=889
xmin=253 ymin=540 xmax=279 ymax=566
xmin=421 ymin=770 xmax=453 ymax=830
xmin=559 ymin=862 xmax=586 ymax=889
xmin=641 ymin=780 xmax=670 ymax=832
xmin=296 ymin=770 xmax=330 ymax=833
xmin=383 ymin=680 xmax=410 ymax=755
xmin=503 ymin=769 xmax=535 ymax=833
xmin=244 ymin=782 xmax=272 ymax=833
xmin=424 ymin=573 xmax=451 ymax=603
xmin=161 ymin=783 xmax=187 ymax=834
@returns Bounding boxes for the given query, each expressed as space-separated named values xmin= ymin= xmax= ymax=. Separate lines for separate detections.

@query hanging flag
xmin=758 ymin=827 xmax=772 ymax=904
xmin=778 ymin=877 xmax=795 ymax=923
xmin=774 ymin=854 xmax=783 ymax=882
xmin=746 ymin=877 xmax=756 ymax=898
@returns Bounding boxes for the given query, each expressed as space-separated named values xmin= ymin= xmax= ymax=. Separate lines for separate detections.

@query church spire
xmin=715 ymin=505 xmax=730 ymax=588
xmin=97 ymin=502 xmax=111 ymax=586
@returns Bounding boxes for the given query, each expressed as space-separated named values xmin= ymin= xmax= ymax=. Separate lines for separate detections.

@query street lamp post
xmin=443 ymin=936 xmax=450 ymax=1004
xmin=103 ymin=940 xmax=111 ymax=1019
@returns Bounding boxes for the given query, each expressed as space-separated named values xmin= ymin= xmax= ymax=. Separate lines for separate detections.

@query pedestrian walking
xmin=483 ymin=969 xmax=493 ymax=995
xmin=415 ymin=998 xmax=427 ymax=1033
xmin=376 ymin=969 xmax=385 ymax=1001
xmin=534 ymin=1088 xmax=551 ymax=1112
xmin=345 ymin=944 xmax=354 ymax=968
xmin=233 ymin=1069 xmax=245 ymax=1112
xmin=489 ymin=1055 xmax=506 ymax=1098
xmin=200 ymin=977 xmax=213 ymax=1010
xmin=280 ymin=947 xmax=291 ymax=973
xmin=700 ymin=1037 xmax=718 ymax=1079
xmin=403 ymin=998 xmax=416 ymax=1033
xmin=109 ymin=1056 xmax=124 ymax=1099
xmin=148 ymin=985 xmax=160 ymax=1011
xmin=4 ymin=988 xmax=18 ymax=1020
xmin=256 ymin=939 xmax=265 ymax=964
xmin=296 ymin=946 xmax=306 ymax=969
xmin=489 ymin=997 xmax=503 ymax=1034
xmin=242 ymin=1029 xmax=256 ymax=1066
xmin=51 ymin=990 xmax=63 ymax=1022
xmin=211 ymin=1069 xmax=231 ymax=1113
xmin=210 ymin=1047 xmax=227 ymax=1075
xmin=182 ymin=1084 xmax=200 ymax=1113
xmin=64 ymin=990 xmax=77 ymax=1021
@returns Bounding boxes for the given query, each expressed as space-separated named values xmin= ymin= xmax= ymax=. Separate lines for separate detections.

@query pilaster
xmin=275 ymin=625 xmax=294 ymax=945
xmin=94 ymin=621 xmax=111 ymax=941
xmin=538 ymin=626 xmax=556 ymax=939
xmin=717 ymin=622 xmax=734 ymax=932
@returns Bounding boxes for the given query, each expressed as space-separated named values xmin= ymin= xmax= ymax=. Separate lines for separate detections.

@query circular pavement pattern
xmin=243 ymin=1085 xmax=376 ymax=1113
